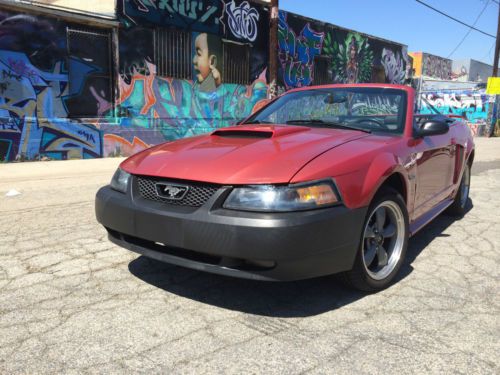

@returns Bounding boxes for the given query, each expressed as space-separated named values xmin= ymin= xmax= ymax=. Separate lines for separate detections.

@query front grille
xmin=136 ymin=176 xmax=219 ymax=207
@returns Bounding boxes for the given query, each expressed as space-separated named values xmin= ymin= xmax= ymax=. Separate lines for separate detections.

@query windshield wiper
xmin=286 ymin=119 xmax=327 ymax=125
xmin=286 ymin=119 xmax=371 ymax=133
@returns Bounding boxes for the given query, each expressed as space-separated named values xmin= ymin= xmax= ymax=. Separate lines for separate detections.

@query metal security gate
xmin=223 ymin=41 xmax=250 ymax=85
xmin=155 ymin=28 xmax=192 ymax=79
xmin=66 ymin=27 xmax=113 ymax=118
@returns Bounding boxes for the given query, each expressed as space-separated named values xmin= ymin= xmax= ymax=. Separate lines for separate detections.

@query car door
xmin=411 ymin=118 xmax=454 ymax=219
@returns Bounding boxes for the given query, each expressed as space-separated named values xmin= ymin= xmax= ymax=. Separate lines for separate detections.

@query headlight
xmin=223 ymin=180 xmax=340 ymax=212
xmin=110 ymin=168 xmax=131 ymax=193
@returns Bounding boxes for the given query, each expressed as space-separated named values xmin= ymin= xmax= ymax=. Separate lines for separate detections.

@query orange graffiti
xmin=104 ymin=133 xmax=151 ymax=157
xmin=118 ymin=61 xmax=157 ymax=115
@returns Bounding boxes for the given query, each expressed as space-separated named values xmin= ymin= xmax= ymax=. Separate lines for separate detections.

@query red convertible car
xmin=95 ymin=84 xmax=474 ymax=291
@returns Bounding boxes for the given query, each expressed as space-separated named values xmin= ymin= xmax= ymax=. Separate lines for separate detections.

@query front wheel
xmin=445 ymin=162 xmax=471 ymax=216
xmin=341 ymin=189 xmax=409 ymax=292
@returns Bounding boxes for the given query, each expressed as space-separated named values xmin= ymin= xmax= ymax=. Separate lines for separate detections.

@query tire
xmin=445 ymin=162 xmax=471 ymax=217
xmin=340 ymin=188 xmax=409 ymax=292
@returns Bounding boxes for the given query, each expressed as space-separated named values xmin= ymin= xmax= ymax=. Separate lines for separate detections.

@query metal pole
xmin=488 ymin=2 xmax=500 ymax=136
xmin=111 ymin=27 xmax=120 ymax=119
xmin=492 ymin=3 xmax=500 ymax=78
xmin=268 ymin=0 xmax=279 ymax=99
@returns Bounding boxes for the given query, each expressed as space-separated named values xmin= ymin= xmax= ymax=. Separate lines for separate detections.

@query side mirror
xmin=415 ymin=120 xmax=449 ymax=137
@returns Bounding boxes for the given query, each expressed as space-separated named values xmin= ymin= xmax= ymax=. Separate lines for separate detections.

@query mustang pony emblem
xmin=155 ymin=183 xmax=189 ymax=200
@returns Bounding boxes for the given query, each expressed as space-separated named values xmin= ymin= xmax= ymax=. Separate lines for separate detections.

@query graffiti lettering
xmin=2 ymin=69 xmax=22 ymax=82
xmin=381 ymin=49 xmax=405 ymax=84
xmin=278 ymin=11 xmax=324 ymax=89
xmin=158 ymin=0 xmax=219 ymax=22
xmin=0 ymin=118 xmax=21 ymax=133
xmin=0 ymin=50 xmax=102 ymax=161
xmin=0 ymin=81 xmax=8 ymax=93
xmin=103 ymin=134 xmax=151 ymax=157
xmin=420 ymin=90 xmax=489 ymax=135
xmin=100 ymin=60 xmax=267 ymax=154
xmin=224 ymin=0 xmax=259 ymax=42
xmin=7 ymin=58 xmax=38 ymax=80
xmin=77 ymin=129 xmax=96 ymax=144
xmin=423 ymin=55 xmax=451 ymax=80
xmin=122 ymin=0 xmax=221 ymax=33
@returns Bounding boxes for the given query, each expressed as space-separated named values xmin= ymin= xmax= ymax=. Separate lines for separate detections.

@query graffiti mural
xmin=120 ymin=0 xmax=223 ymax=33
xmin=220 ymin=0 xmax=269 ymax=80
xmin=422 ymin=54 xmax=452 ymax=80
xmin=223 ymin=0 xmax=260 ymax=42
xmin=420 ymin=90 xmax=489 ymax=135
xmin=277 ymin=11 xmax=409 ymax=89
xmin=278 ymin=11 xmax=325 ymax=89
xmin=0 ymin=12 xmax=104 ymax=161
xmin=106 ymin=1 xmax=271 ymax=157
xmin=381 ymin=48 xmax=406 ymax=84
xmin=323 ymin=32 xmax=373 ymax=84
xmin=107 ymin=0 xmax=270 ymax=156
xmin=2 ymin=4 xmax=418 ymax=162
xmin=103 ymin=60 xmax=267 ymax=151
xmin=451 ymin=65 xmax=468 ymax=81
xmin=193 ymin=32 xmax=223 ymax=92
xmin=0 ymin=50 xmax=102 ymax=161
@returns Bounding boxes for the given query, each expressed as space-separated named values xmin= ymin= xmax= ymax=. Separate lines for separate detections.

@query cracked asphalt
xmin=0 ymin=138 xmax=499 ymax=374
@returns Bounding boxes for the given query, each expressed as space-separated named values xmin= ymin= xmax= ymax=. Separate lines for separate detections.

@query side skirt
xmin=409 ymin=198 xmax=454 ymax=237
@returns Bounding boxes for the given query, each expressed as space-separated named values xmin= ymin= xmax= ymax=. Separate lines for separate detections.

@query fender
xmin=358 ymin=152 xmax=410 ymax=208
xmin=291 ymin=144 xmax=410 ymax=210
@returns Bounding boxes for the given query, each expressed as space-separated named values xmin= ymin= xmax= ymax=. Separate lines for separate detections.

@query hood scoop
xmin=211 ymin=125 xmax=310 ymax=139
xmin=211 ymin=129 xmax=273 ymax=139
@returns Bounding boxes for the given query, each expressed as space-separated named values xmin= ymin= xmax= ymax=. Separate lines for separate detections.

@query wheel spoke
xmin=377 ymin=246 xmax=388 ymax=267
xmin=376 ymin=207 xmax=386 ymax=231
xmin=364 ymin=243 xmax=377 ymax=266
xmin=382 ymin=224 xmax=396 ymax=238
xmin=365 ymin=225 xmax=376 ymax=238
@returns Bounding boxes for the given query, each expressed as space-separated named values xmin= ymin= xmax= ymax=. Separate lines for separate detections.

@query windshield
xmin=244 ymin=87 xmax=407 ymax=134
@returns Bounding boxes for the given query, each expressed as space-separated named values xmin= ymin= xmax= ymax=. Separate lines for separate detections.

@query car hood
xmin=120 ymin=125 xmax=369 ymax=184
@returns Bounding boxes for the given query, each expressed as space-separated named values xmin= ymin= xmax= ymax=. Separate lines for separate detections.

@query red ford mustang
xmin=95 ymin=84 xmax=474 ymax=291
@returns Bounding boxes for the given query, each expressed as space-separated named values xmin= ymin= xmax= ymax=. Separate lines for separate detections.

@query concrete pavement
xmin=0 ymin=138 xmax=499 ymax=374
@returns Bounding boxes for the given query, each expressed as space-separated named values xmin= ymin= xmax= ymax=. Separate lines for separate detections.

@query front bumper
xmin=95 ymin=183 xmax=367 ymax=281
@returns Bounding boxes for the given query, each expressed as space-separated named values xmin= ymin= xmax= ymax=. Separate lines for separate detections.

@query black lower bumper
xmin=95 ymin=185 xmax=367 ymax=281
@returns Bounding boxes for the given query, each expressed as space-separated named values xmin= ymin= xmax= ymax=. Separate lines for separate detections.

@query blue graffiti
xmin=420 ymin=90 xmax=489 ymax=125
xmin=278 ymin=11 xmax=325 ymax=89
xmin=0 ymin=50 xmax=102 ymax=160
xmin=121 ymin=0 xmax=222 ymax=33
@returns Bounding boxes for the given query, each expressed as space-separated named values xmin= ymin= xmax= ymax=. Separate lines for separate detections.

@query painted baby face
xmin=193 ymin=33 xmax=212 ymax=83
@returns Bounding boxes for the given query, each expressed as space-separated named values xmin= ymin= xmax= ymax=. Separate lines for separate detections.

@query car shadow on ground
xmin=128 ymin=199 xmax=473 ymax=318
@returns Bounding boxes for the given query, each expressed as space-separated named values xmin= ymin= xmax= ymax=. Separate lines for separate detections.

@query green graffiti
xmin=323 ymin=32 xmax=374 ymax=84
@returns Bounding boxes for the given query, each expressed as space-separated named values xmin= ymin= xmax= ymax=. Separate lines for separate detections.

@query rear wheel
xmin=445 ymin=162 xmax=471 ymax=217
xmin=341 ymin=189 xmax=409 ymax=292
